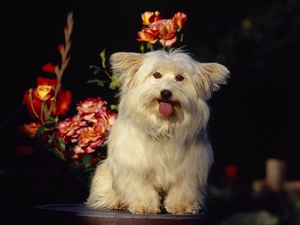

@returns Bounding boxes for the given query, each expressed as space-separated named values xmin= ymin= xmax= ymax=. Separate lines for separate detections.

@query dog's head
xmin=110 ymin=49 xmax=229 ymax=138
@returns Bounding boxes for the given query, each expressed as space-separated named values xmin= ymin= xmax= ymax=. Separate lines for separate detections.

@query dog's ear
xmin=198 ymin=63 xmax=230 ymax=99
xmin=110 ymin=52 xmax=145 ymax=89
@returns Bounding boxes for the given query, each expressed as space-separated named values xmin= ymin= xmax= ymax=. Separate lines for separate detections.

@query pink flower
xmin=95 ymin=109 xmax=117 ymax=130
xmin=57 ymin=114 xmax=86 ymax=143
xmin=76 ymin=97 xmax=108 ymax=123
xmin=72 ymin=123 xmax=107 ymax=158
xmin=159 ymin=36 xmax=177 ymax=47
xmin=57 ymin=97 xmax=116 ymax=152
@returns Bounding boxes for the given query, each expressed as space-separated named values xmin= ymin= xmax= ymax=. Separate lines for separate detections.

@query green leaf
xmin=89 ymin=65 xmax=100 ymax=74
xmin=140 ymin=43 xmax=145 ymax=53
xmin=81 ymin=154 xmax=92 ymax=168
xmin=36 ymin=125 xmax=46 ymax=137
xmin=54 ymin=115 xmax=59 ymax=123
xmin=97 ymin=80 xmax=105 ymax=87
xmin=108 ymin=74 xmax=121 ymax=90
xmin=86 ymin=79 xmax=105 ymax=87
xmin=28 ymin=89 xmax=33 ymax=101
xmin=86 ymin=79 xmax=99 ymax=84
xmin=68 ymin=164 xmax=81 ymax=173
xmin=110 ymin=104 xmax=119 ymax=111
xmin=55 ymin=65 xmax=60 ymax=77
xmin=113 ymin=92 xmax=121 ymax=98
xmin=100 ymin=48 xmax=106 ymax=68
xmin=55 ymin=136 xmax=66 ymax=150
xmin=53 ymin=151 xmax=66 ymax=161
xmin=48 ymin=135 xmax=55 ymax=144
xmin=44 ymin=118 xmax=57 ymax=125
xmin=84 ymin=167 xmax=95 ymax=172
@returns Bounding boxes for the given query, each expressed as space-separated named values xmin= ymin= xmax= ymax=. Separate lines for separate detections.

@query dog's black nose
xmin=160 ymin=90 xmax=172 ymax=100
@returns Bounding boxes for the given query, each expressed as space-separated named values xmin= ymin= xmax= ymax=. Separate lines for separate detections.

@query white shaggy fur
xmin=86 ymin=48 xmax=230 ymax=214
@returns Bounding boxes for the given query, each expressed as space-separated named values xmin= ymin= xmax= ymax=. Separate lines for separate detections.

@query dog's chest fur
xmin=109 ymin=120 xmax=201 ymax=188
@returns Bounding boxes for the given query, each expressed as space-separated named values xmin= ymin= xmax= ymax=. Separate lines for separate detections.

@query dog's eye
xmin=153 ymin=72 xmax=162 ymax=79
xmin=175 ymin=75 xmax=184 ymax=81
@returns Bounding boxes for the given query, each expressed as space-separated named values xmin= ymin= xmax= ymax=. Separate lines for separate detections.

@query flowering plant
xmin=88 ymin=11 xmax=188 ymax=110
xmin=16 ymin=10 xmax=187 ymax=187
xmin=137 ymin=11 xmax=187 ymax=50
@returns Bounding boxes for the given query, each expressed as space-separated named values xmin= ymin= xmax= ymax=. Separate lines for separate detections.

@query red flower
xmin=136 ymin=28 xmax=158 ymax=44
xmin=16 ymin=145 xmax=34 ymax=156
xmin=52 ymin=89 xmax=72 ymax=116
xmin=42 ymin=63 xmax=56 ymax=73
xmin=149 ymin=19 xmax=176 ymax=40
xmin=225 ymin=164 xmax=238 ymax=178
xmin=58 ymin=44 xmax=63 ymax=52
xmin=149 ymin=19 xmax=177 ymax=46
xmin=24 ymin=77 xmax=72 ymax=121
xmin=172 ymin=12 xmax=188 ymax=28
xmin=37 ymin=76 xmax=58 ymax=87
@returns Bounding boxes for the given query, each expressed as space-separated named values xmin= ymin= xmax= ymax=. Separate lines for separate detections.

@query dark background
xmin=1 ymin=0 xmax=299 ymax=205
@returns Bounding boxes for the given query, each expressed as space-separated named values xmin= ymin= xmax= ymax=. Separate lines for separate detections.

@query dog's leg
xmin=163 ymin=143 xmax=211 ymax=215
xmin=86 ymin=161 xmax=123 ymax=210
xmin=163 ymin=181 xmax=203 ymax=214
xmin=112 ymin=169 xmax=161 ymax=214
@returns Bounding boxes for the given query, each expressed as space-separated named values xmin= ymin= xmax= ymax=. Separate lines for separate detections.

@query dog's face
xmin=110 ymin=49 xmax=229 ymax=138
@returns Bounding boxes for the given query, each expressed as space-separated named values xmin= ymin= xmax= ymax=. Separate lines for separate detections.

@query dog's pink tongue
xmin=159 ymin=102 xmax=173 ymax=116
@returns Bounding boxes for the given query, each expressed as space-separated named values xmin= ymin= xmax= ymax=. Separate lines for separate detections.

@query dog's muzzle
xmin=158 ymin=90 xmax=174 ymax=116
xmin=160 ymin=90 xmax=172 ymax=100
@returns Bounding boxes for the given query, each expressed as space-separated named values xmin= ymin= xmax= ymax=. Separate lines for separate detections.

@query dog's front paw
xmin=165 ymin=201 xmax=200 ymax=215
xmin=128 ymin=204 xmax=161 ymax=214
xmin=113 ymin=202 xmax=128 ymax=211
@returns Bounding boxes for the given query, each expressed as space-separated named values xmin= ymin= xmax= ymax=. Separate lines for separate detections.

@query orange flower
xmin=24 ymin=77 xmax=72 ymax=121
xmin=149 ymin=19 xmax=176 ymax=40
xmin=78 ymin=124 xmax=106 ymax=148
xmin=172 ymin=12 xmax=188 ymax=28
xmin=149 ymin=19 xmax=177 ymax=46
xmin=141 ymin=11 xmax=161 ymax=25
xmin=136 ymin=28 xmax=158 ymax=44
xmin=36 ymin=85 xmax=53 ymax=101
xmin=19 ymin=123 xmax=40 ymax=137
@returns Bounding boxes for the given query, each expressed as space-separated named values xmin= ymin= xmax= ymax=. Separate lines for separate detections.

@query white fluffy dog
xmin=86 ymin=48 xmax=229 ymax=214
